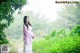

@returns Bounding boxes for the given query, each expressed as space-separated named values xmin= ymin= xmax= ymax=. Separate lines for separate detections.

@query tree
xmin=58 ymin=4 xmax=80 ymax=29
xmin=0 ymin=0 xmax=27 ymax=44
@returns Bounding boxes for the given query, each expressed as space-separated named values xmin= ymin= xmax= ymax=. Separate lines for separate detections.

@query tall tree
xmin=0 ymin=0 xmax=27 ymax=44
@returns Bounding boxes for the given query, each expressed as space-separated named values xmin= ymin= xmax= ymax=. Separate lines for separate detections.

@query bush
xmin=0 ymin=32 xmax=9 ymax=45
xmin=33 ymin=25 xmax=80 ymax=53
xmin=70 ymin=25 xmax=80 ymax=36
xmin=33 ymin=35 xmax=80 ymax=53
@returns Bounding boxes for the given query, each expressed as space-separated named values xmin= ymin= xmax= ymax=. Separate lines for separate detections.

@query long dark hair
xmin=24 ymin=16 xmax=32 ymax=29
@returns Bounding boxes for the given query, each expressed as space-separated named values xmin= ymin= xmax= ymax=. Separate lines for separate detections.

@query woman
xmin=23 ymin=16 xmax=34 ymax=53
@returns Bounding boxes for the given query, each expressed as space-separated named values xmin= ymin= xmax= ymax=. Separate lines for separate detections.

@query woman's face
xmin=26 ymin=16 xmax=29 ymax=23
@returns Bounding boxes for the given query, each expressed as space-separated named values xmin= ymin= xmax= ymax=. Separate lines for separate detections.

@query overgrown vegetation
xmin=33 ymin=25 xmax=80 ymax=53
xmin=0 ymin=0 xmax=27 ymax=44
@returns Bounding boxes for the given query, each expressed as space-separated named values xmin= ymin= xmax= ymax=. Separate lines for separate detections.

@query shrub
xmin=0 ymin=32 xmax=9 ymax=45
xmin=33 ymin=25 xmax=80 ymax=53
xmin=33 ymin=35 xmax=80 ymax=53
xmin=70 ymin=25 xmax=80 ymax=36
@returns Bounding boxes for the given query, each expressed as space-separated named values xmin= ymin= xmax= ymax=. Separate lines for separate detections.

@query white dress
xmin=24 ymin=26 xmax=33 ymax=53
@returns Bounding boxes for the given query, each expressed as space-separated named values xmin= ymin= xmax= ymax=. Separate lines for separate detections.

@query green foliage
xmin=70 ymin=25 xmax=80 ymax=36
xmin=0 ymin=0 xmax=26 ymax=10
xmin=0 ymin=0 xmax=27 ymax=44
xmin=33 ymin=26 xmax=80 ymax=53
xmin=50 ymin=30 xmax=57 ymax=37
xmin=0 ymin=32 xmax=9 ymax=45
xmin=49 ymin=29 xmax=70 ymax=38
xmin=33 ymin=36 xmax=80 ymax=53
xmin=11 ymin=0 xmax=27 ymax=10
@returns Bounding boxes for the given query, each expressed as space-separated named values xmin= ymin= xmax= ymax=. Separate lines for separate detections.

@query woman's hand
xmin=32 ymin=36 xmax=34 ymax=39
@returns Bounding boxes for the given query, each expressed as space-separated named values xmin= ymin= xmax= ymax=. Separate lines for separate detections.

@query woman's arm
xmin=23 ymin=25 xmax=28 ymax=33
xmin=23 ymin=25 xmax=29 ymax=41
